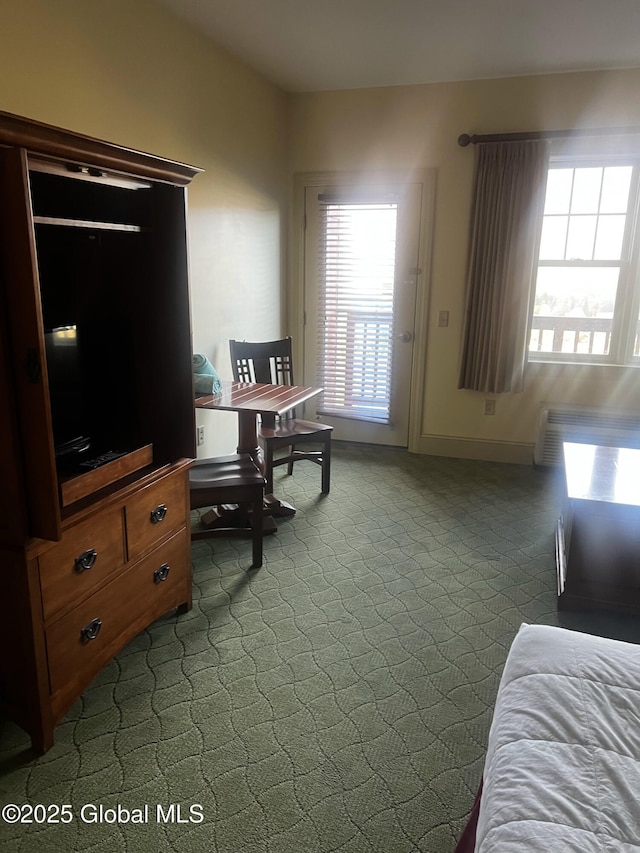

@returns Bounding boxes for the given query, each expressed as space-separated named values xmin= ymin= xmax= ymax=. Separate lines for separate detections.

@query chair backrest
xmin=229 ymin=337 xmax=295 ymax=386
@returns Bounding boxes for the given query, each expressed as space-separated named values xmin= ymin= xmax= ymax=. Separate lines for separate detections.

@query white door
xmin=302 ymin=179 xmax=424 ymax=446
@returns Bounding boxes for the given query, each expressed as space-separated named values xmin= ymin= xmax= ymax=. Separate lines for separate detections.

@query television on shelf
xmin=43 ymin=325 xmax=92 ymax=460
xmin=37 ymin=222 xmax=143 ymax=470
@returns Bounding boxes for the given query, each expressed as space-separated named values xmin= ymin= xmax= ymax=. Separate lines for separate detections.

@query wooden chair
xmin=189 ymin=453 xmax=265 ymax=568
xmin=229 ymin=337 xmax=333 ymax=495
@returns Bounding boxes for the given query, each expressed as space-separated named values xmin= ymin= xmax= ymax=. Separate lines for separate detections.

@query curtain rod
xmin=458 ymin=126 xmax=640 ymax=146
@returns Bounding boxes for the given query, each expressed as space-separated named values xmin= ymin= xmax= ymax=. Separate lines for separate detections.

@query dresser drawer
xmin=46 ymin=528 xmax=189 ymax=699
xmin=125 ymin=468 xmax=187 ymax=560
xmin=40 ymin=505 xmax=126 ymax=622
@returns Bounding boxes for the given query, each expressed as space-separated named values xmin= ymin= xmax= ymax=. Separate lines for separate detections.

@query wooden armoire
xmin=0 ymin=111 xmax=201 ymax=752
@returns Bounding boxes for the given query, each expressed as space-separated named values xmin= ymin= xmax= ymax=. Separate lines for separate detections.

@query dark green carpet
xmin=2 ymin=444 xmax=639 ymax=852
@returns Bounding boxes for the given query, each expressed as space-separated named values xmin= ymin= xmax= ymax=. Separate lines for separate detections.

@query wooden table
xmin=196 ymin=380 xmax=322 ymax=519
xmin=556 ymin=441 xmax=640 ymax=614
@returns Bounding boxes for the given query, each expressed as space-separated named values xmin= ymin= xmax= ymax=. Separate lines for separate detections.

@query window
xmin=316 ymin=197 xmax=398 ymax=423
xmin=529 ymin=160 xmax=640 ymax=364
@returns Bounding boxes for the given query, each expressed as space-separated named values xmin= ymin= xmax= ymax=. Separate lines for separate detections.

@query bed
xmin=456 ymin=623 xmax=640 ymax=852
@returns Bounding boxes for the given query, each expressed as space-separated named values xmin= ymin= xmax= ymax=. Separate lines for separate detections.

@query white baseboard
xmin=412 ymin=435 xmax=535 ymax=465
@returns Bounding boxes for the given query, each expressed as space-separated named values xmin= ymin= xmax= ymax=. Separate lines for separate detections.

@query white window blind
xmin=316 ymin=197 xmax=398 ymax=423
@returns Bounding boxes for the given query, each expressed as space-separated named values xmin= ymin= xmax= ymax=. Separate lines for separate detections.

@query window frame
xmin=528 ymin=153 xmax=640 ymax=367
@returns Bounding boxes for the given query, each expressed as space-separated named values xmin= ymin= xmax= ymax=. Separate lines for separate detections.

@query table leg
xmin=237 ymin=411 xmax=296 ymax=518
xmin=237 ymin=411 xmax=262 ymax=464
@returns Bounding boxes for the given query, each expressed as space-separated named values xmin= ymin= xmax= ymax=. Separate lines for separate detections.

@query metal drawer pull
xmin=154 ymin=564 xmax=170 ymax=584
xmin=80 ymin=617 xmax=102 ymax=642
xmin=75 ymin=548 xmax=98 ymax=572
xmin=150 ymin=504 xmax=168 ymax=524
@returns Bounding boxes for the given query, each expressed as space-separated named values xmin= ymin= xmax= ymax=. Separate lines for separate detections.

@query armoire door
xmin=0 ymin=147 xmax=60 ymax=541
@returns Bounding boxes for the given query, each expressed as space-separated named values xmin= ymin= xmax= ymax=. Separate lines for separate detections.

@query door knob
xmin=397 ymin=331 xmax=413 ymax=342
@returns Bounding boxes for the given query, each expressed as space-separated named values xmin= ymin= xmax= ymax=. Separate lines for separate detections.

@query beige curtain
xmin=458 ymin=139 xmax=550 ymax=393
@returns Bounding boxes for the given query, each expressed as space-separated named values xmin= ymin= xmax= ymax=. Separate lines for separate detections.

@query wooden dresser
xmin=0 ymin=112 xmax=201 ymax=751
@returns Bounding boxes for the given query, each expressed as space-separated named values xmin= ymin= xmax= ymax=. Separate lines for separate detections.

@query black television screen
xmin=36 ymin=224 xmax=96 ymax=459
xmin=44 ymin=326 xmax=91 ymax=457
xmin=37 ymin=225 xmax=95 ymax=333
xmin=36 ymin=223 xmax=141 ymax=462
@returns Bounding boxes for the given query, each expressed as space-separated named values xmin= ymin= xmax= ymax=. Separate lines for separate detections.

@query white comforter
xmin=475 ymin=623 xmax=640 ymax=852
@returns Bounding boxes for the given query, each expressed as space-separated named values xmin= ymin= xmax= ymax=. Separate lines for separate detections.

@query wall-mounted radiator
xmin=534 ymin=405 xmax=640 ymax=467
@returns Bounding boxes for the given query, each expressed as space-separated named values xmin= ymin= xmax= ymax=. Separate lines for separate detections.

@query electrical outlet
xmin=438 ymin=310 xmax=449 ymax=327
xmin=484 ymin=399 xmax=496 ymax=416
xmin=197 ymin=425 xmax=205 ymax=446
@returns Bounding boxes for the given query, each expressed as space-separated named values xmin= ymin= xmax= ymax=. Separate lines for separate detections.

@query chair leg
xmin=250 ymin=491 xmax=264 ymax=568
xmin=321 ymin=437 xmax=331 ymax=494
xmin=265 ymin=443 xmax=275 ymax=494
xmin=287 ymin=443 xmax=295 ymax=475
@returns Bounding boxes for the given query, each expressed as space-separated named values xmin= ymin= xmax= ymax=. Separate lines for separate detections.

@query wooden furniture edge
xmin=0 ymin=110 xmax=203 ymax=186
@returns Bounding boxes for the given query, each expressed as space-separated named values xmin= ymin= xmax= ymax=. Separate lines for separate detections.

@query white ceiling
xmin=155 ymin=0 xmax=640 ymax=93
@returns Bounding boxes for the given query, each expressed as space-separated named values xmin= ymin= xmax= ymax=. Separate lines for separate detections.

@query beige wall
xmin=288 ymin=70 xmax=640 ymax=462
xmin=0 ymin=0 xmax=288 ymax=456
xmin=3 ymin=3 xmax=639 ymax=463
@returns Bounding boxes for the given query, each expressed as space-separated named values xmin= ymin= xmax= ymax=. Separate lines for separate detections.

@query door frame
xmin=289 ymin=169 xmax=436 ymax=452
